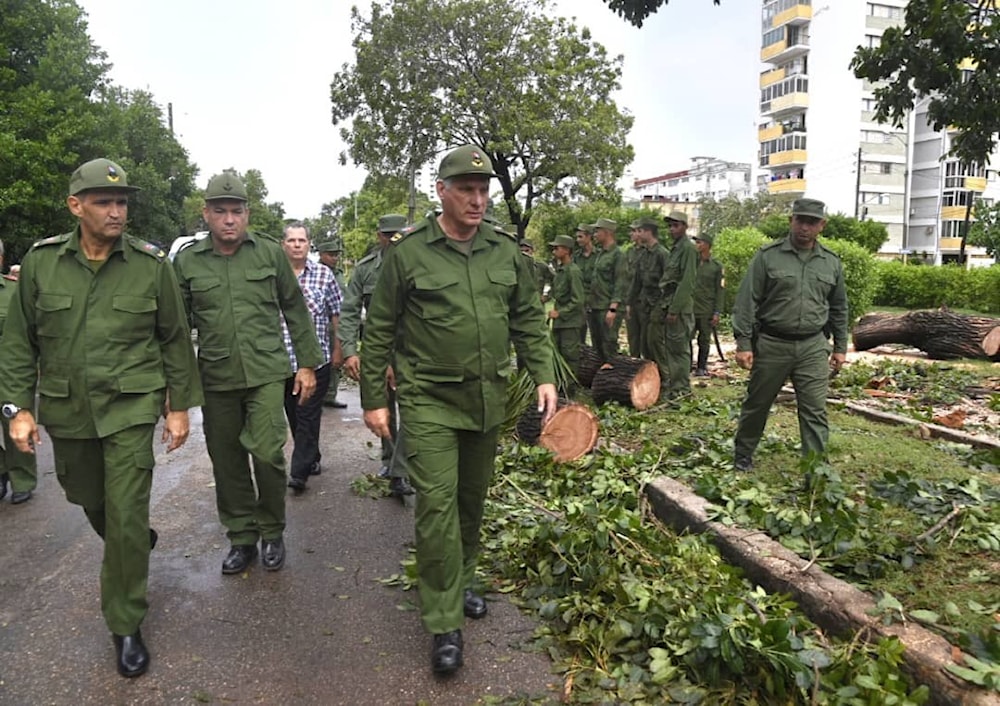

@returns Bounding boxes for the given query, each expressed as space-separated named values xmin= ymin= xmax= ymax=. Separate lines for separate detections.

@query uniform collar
xmin=428 ymin=218 xmax=499 ymax=251
xmin=780 ymin=237 xmax=826 ymax=257
xmin=191 ymin=230 xmax=259 ymax=253
xmin=61 ymin=226 xmax=128 ymax=261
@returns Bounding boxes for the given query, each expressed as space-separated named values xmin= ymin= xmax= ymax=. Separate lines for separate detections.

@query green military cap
xmin=378 ymin=214 xmax=407 ymax=234
xmin=575 ymin=223 xmax=594 ymax=235
xmin=548 ymin=234 xmax=576 ymax=249
xmin=69 ymin=158 xmax=141 ymax=196
xmin=693 ymin=232 xmax=715 ymax=246
xmin=519 ymin=238 xmax=534 ymax=251
xmin=591 ymin=218 xmax=617 ymax=231
xmin=791 ymin=198 xmax=826 ymax=219
xmin=630 ymin=216 xmax=659 ymax=230
xmin=438 ymin=145 xmax=497 ymax=180
xmin=664 ymin=209 xmax=688 ymax=225
xmin=204 ymin=172 xmax=248 ymax=202
xmin=316 ymin=238 xmax=343 ymax=253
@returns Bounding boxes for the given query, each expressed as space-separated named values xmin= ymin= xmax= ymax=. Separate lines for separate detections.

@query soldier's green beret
xmin=694 ymin=232 xmax=715 ymax=246
xmin=377 ymin=214 xmax=407 ymax=234
xmin=438 ymin=145 xmax=497 ymax=180
xmin=591 ymin=218 xmax=617 ymax=231
xmin=316 ymin=238 xmax=343 ymax=253
xmin=664 ymin=210 xmax=688 ymax=225
xmin=69 ymin=158 xmax=140 ymax=196
xmin=205 ymin=173 xmax=248 ymax=202
xmin=548 ymin=235 xmax=576 ymax=249
xmin=791 ymin=198 xmax=826 ymax=219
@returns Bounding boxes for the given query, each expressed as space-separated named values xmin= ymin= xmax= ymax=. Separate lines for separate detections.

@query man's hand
xmin=830 ymin=352 xmax=846 ymax=374
xmin=711 ymin=313 xmax=720 ymax=328
xmin=332 ymin=339 xmax=344 ymax=369
xmin=736 ymin=351 xmax=754 ymax=370
xmin=293 ymin=367 xmax=317 ymax=404
xmin=364 ymin=407 xmax=391 ymax=438
xmin=537 ymin=383 xmax=558 ymax=426
xmin=162 ymin=410 xmax=190 ymax=452
xmin=548 ymin=309 xmax=559 ymax=319
xmin=9 ymin=410 xmax=40 ymax=454
xmin=386 ymin=365 xmax=397 ymax=391
xmin=603 ymin=310 xmax=616 ymax=328
xmin=344 ymin=355 xmax=361 ymax=381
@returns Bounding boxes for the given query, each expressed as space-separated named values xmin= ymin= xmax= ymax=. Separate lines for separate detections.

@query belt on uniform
xmin=759 ymin=324 xmax=824 ymax=341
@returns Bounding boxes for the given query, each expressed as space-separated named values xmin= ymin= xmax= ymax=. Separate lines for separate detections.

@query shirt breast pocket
xmin=109 ymin=295 xmax=157 ymax=341
xmin=36 ymin=293 xmax=73 ymax=338
xmin=412 ymin=273 xmax=461 ymax=321
xmin=190 ymin=276 xmax=222 ymax=311
xmin=246 ymin=267 xmax=278 ymax=304
xmin=808 ymin=270 xmax=837 ymax=303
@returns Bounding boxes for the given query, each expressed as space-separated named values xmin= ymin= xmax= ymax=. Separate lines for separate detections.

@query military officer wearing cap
xmin=360 ymin=144 xmax=557 ymax=676
xmin=627 ymin=217 xmax=671 ymax=385
xmin=339 ymin=214 xmax=413 ymax=498
xmin=317 ymin=237 xmax=348 ymax=409
xmin=519 ymin=239 xmax=553 ymax=300
xmin=546 ymin=235 xmax=584 ymax=383
xmin=732 ymin=198 xmax=848 ymax=472
xmin=173 ymin=172 xmax=323 ymax=575
xmin=573 ymin=224 xmax=597 ymax=344
xmin=0 ymin=158 xmax=203 ymax=678
xmin=691 ymin=231 xmax=724 ymax=377
xmin=659 ymin=210 xmax=698 ymax=400
xmin=623 ymin=223 xmax=644 ymax=356
xmin=586 ymin=218 xmax=627 ymax=362
xmin=0 ymin=238 xmax=38 ymax=505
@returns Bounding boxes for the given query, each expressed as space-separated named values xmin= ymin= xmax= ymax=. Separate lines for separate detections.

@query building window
xmin=865 ymin=34 xmax=881 ymax=49
xmin=868 ymin=3 xmax=903 ymax=19
xmin=862 ymin=97 xmax=878 ymax=111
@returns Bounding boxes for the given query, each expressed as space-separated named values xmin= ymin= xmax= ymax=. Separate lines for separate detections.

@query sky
xmin=77 ymin=0 xmax=762 ymax=219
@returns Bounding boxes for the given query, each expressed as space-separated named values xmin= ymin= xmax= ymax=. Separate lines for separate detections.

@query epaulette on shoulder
xmin=356 ymin=250 xmax=379 ymax=265
xmin=129 ymin=236 xmax=167 ymax=261
xmin=32 ymin=234 xmax=70 ymax=249
xmin=492 ymin=223 xmax=517 ymax=240
xmin=391 ymin=220 xmax=426 ymax=245
xmin=817 ymin=240 xmax=842 ymax=259
xmin=761 ymin=238 xmax=785 ymax=251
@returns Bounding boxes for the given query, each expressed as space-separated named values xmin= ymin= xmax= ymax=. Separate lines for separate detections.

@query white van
xmin=167 ymin=231 xmax=209 ymax=261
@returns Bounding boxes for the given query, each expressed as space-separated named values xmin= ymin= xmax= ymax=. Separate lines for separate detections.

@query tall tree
xmin=330 ymin=0 xmax=634 ymax=237
xmin=967 ymin=199 xmax=1000 ymax=259
xmin=601 ymin=0 xmax=720 ymax=28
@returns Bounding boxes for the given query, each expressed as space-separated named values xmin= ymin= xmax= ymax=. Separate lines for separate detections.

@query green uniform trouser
xmin=587 ymin=309 xmax=617 ymax=362
xmin=626 ymin=306 xmax=642 ymax=357
xmin=734 ymin=333 xmax=831 ymax=460
xmin=2 ymin=418 xmax=37 ymax=492
xmin=692 ymin=314 xmax=714 ymax=370
xmin=324 ymin=366 xmax=342 ymax=405
xmin=552 ymin=327 xmax=581 ymax=383
xmin=383 ymin=385 xmax=410 ymax=479
xmin=664 ymin=313 xmax=694 ymax=396
xmin=402 ymin=419 xmax=501 ymax=634
xmin=203 ymin=381 xmax=288 ymax=544
xmin=50 ymin=425 xmax=155 ymax=636
xmin=640 ymin=305 xmax=669 ymax=391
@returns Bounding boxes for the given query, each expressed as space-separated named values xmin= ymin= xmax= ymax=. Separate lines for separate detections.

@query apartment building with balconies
xmin=633 ymin=157 xmax=751 ymax=204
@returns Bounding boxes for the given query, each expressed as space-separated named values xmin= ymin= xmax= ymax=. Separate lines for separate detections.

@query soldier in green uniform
xmin=627 ymin=217 xmax=670 ymax=386
xmin=623 ymin=224 xmax=644 ymax=356
xmin=360 ymin=145 xmax=556 ymax=676
xmin=546 ymin=235 xmax=584 ymax=384
xmin=519 ymin=239 xmax=553 ymax=300
xmin=317 ymin=238 xmax=348 ymax=409
xmin=732 ymin=198 xmax=848 ymax=471
xmin=586 ymin=218 xmax=627 ymax=362
xmin=173 ymin=173 xmax=323 ymax=575
xmin=573 ymin=224 xmax=598 ymax=344
xmin=0 ymin=240 xmax=37 ymax=505
xmin=691 ymin=232 xmax=725 ymax=377
xmin=0 ymin=158 xmax=203 ymax=678
xmin=339 ymin=214 xmax=413 ymax=498
xmin=659 ymin=210 xmax=698 ymax=399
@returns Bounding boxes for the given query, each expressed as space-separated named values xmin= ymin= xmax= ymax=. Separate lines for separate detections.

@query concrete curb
xmin=645 ymin=477 xmax=1000 ymax=706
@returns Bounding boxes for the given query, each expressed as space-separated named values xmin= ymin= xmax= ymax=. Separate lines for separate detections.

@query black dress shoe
xmin=112 ymin=630 xmax=150 ymax=678
xmin=287 ymin=475 xmax=307 ymax=493
xmin=464 ymin=589 xmax=487 ymax=619
xmin=10 ymin=489 xmax=32 ymax=504
xmin=261 ymin=537 xmax=285 ymax=571
xmin=149 ymin=528 xmax=158 ymax=551
xmin=308 ymin=460 xmax=322 ymax=476
xmin=389 ymin=476 xmax=415 ymax=498
xmin=221 ymin=544 xmax=258 ymax=575
xmin=376 ymin=465 xmax=391 ymax=479
xmin=431 ymin=630 xmax=463 ymax=675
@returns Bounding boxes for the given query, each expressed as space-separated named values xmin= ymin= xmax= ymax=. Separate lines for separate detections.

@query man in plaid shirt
xmin=280 ymin=222 xmax=343 ymax=492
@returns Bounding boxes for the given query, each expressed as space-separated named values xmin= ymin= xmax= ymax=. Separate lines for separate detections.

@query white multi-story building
xmin=758 ymin=0 xmax=996 ymax=264
xmin=632 ymin=157 xmax=751 ymax=204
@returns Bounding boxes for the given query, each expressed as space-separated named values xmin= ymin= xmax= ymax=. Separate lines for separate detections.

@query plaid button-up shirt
xmin=282 ymin=259 xmax=342 ymax=371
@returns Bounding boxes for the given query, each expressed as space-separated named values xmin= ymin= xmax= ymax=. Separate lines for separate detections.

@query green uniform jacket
xmin=624 ymin=246 xmax=642 ymax=306
xmin=526 ymin=255 xmax=553 ymax=295
xmin=0 ymin=275 xmax=16 ymax=335
xmin=586 ymin=244 xmax=627 ymax=310
xmin=360 ymin=218 xmax=555 ymax=432
xmin=693 ymin=257 xmax=725 ymax=316
xmin=338 ymin=248 xmax=383 ymax=359
xmin=573 ymin=249 xmax=597 ymax=293
xmin=0 ymin=229 xmax=203 ymax=438
xmin=173 ymin=232 xmax=323 ymax=391
xmin=628 ymin=242 xmax=670 ymax=308
xmin=549 ymin=261 xmax=584 ymax=330
xmin=732 ymin=237 xmax=849 ymax=354
xmin=659 ymin=236 xmax=697 ymax=315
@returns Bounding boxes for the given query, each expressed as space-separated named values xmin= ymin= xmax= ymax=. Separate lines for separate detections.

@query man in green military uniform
xmin=0 ymin=239 xmax=37 ymax=505
xmin=519 ymin=239 xmax=553 ymax=300
xmin=691 ymin=232 xmax=725 ymax=377
xmin=573 ymin=224 xmax=598 ymax=344
xmin=659 ymin=210 xmax=698 ymax=399
xmin=627 ymin=217 xmax=670 ymax=387
xmin=546 ymin=235 xmax=584 ymax=385
xmin=173 ymin=172 xmax=323 ymax=575
xmin=623 ymin=224 xmax=644 ymax=356
xmin=586 ymin=218 xmax=627 ymax=362
xmin=339 ymin=214 xmax=413 ymax=498
xmin=317 ymin=237 xmax=348 ymax=409
xmin=732 ymin=198 xmax=848 ymax=471
xmin=0 ymin=158 xmax=203 ymax=678
xmin=360 ymin=145 xmax=556 ymax=676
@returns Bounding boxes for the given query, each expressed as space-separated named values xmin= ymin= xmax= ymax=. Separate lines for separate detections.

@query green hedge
xmin=712 ymin=227 xmax=769 ymax=316
xmin=873 ymin=262 xmax=1000 ymax=314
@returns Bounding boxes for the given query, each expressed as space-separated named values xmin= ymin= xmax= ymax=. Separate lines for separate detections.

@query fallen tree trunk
xmin=515 ymin=402 xmax=599 ymax=462
xmin=577 ymin=345 xmax=603 ymax=388
xmin=591 ymin=355 xmax=660 ymax=410
xmin=852 ymin=310 xmax=1000 ymax=361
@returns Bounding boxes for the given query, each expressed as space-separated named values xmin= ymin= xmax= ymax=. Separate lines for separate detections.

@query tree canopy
xmin=600 ymin=0 xmax=720 ymax=28
xmin=851 ymin=1 xmax=1000 ymax=168
xmin=330 ymin=0 xmax=634 ymax=237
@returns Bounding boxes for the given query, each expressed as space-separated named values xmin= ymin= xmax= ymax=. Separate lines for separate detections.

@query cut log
xmin=852 ymin=310 xmax=1000 ymax=361
xmin=577 ymin=345 xmax=603 ymax=388
xmin=591 ymin=355 xmax=661 ymax=410
xmin=515 ymin=402 xmax=599 ymax=462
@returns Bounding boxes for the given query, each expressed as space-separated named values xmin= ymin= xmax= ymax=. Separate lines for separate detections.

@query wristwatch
xmin=1 ymin=403 xmax=22 ymax=420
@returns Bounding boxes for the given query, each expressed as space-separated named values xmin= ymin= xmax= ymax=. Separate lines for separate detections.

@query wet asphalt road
xmin=0 ymin=386 xmax=558 ymax=705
